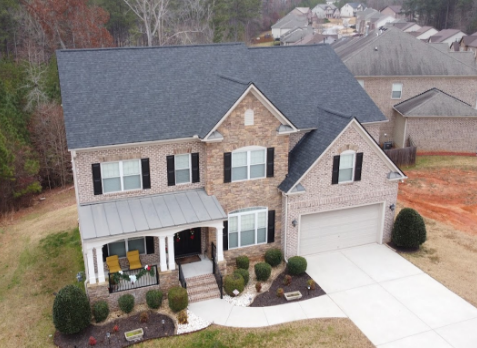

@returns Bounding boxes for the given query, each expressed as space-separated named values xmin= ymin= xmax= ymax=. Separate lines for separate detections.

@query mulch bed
xmin=250 ymin=270 xmax=325 ymax=307
xmin=54 ymin=312 xmax=175 ymax=348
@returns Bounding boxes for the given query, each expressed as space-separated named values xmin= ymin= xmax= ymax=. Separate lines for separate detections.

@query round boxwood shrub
xmin=236 ymin=255 xmax=249 ymax=270
xmin=255 ymin=262 xmax=272 ymax=281
xmin=265 ymin=248 xmax=283 ymax=267
xmin=392 ymin=207 xmax=427 ymax=248
xmin=146 ymin=290 xmax=163 ymax=309
xmin=234 ymin=268 xmax=249 ymax=286
xmin=53 ymin=285 xmax=91 ymax=334
xmin=287 ymin=256 xmax=307 ymax=275
xmin=224 ymin=273 xmax=244 ymax=296
xmin=92 ymin=300 xmax=109 ymax=323
xmin=118 ymin=294 xmax=135 ymax=314
xmin=168 ymin=286 xmax=188 ymax=312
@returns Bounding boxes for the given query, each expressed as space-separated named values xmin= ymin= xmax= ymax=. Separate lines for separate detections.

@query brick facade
xmin=285 ymin=123 xmax=399 ymax=258
xmin=360 ymin=76 xmax=477 ymax=142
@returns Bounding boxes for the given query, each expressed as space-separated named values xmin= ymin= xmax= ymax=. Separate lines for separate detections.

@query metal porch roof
xmin=78 ymin=189 xmax=226 ymax=240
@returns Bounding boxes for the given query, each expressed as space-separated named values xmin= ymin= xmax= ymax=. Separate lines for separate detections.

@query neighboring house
xmin=332 ymin=27 xmax=477 ymax=148
xmin=341 ymin=3 xmax=366 ymax=17
xmin=312 ymin=3 xmax=340 ymax=19
xmin=355 ymin=8 xmax=379 ymax=34
xmin=370 ymin=14 xmax=396 ymax=31
xmin=280 ymin=27 xmax=315 ymax=45
xmin=380 ymin=5 xmax=405 ymax=20
xmin=409 ymin=26 xmax=438 ymax=40
xmin=57 ymin=43 xmax=405 ymax=308
xmin=458 ymin=32 xmax=477 ymax=56
xmin=429 ymin=29 xmax=467 ymax=47
xmin=393 ymin=88 xmax=477 ymax=151
xmin=392 ymin=21 xmax=421 ymax=33
xmin=271 ymin=7 xmax=314 ymax=39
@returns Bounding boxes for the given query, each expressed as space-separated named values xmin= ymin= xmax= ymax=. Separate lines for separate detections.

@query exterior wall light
xmin=389 ymin=204 xmax=395 ymax=211
xmin=292 ymin=219 xmax=298 ymax=227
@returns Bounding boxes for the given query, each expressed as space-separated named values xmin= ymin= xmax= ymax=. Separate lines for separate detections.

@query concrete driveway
xmin=305 ymin=243 xmax=477 ymax=348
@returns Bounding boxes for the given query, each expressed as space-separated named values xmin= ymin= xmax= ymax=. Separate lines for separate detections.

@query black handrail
xmin=108 ymin=265 xmax=159 ymax=294
xmin=178 ymin=262 xmax=187 ymax=289
xmin=211 ymin=242 xmax=223 ymax=299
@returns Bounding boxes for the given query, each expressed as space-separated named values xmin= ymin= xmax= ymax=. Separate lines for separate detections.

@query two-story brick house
xmin=57 ymin=43 xmax=405 ymax=307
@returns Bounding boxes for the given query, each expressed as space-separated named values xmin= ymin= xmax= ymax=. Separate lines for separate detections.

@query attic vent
xmin=244 ymin=109 xmax=254 ymax=126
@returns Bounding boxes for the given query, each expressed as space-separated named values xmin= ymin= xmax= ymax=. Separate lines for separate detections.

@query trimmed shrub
xmin=255 ymin=262 xmax=272 ymax=281
xmin=307 ymin=279 xmax=316 ymax=290
xmin=287 ymin=256 xmax=307 ymax=275
xmin=168 ymin=286 xmax=188 ymax=312
xmin=265 ymin=248 xmax=283 ymax=267
xmin=92 ymin=300 xmax=109 ymax=323
xmin=118 ymin=294 xmax=135 ymax=314
xmin=177 ymin=310 xmax=188 ymax=324
xmin=255 ymin=282 xmax=262 ymax=292
xmin=234 ymin=268 xmax=249 ymax=286
xmin=283 ymin=274 xmax=292 ymax=286
xmin=53 ymin=285 xmax=91 ymax=334
xmin=146 ymin=290 xmax=163 ymax=309
xmin=392 ymin=208 xmax=427 ymax=248
xmin=224 ymin=273 xmax=245 ymax=296
xmin=276 ymin=288 xmax=284 ymax=297
xmin=236 ymin=255 xmax=249 ymax=270
xmin=139 ymin=311 xmax=149 ymax=323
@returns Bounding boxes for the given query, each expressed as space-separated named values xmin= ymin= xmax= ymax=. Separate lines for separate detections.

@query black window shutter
xmin=145 ymin=236 xmax=154 ymax=254
xmin=166 ymin=155 xmax=175 ymax=186
xmin=331 ymin=155 xmax=340 ymax=185
xmin=267 ymin=210 xmax=276 ymax=243
xmin=191 ymin=153 xmax=200 ymax=183
xmin=266 ymin=147 xmax=275 ymax=178
xmin=102 ymin=244 xmax=109 ymax=262
xmin=141 ymin=158 xmax=151 ymax=189
xmin=224 ymin=152 xmax=232 ymax=183
xmin=354 ymin=152 xmax=363 ymax=182
xmin=92 ymin=163 xmax=103 ymax=195
xmin=223 ymin=221 xmax=228 ymax=251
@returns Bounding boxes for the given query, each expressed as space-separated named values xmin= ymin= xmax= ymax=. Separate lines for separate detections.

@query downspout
xmin=284 ymin=192 xmax=288 ymax=261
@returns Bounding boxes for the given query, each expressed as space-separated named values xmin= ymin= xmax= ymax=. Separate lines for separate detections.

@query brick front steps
xmin=186 ymin=274 xmax=221 ymax=303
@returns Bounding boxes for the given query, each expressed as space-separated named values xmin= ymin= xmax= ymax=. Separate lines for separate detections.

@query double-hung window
xmin=338 ymin=152 xmax=355 ymax=183
xmin=174 ymin=154 xmax=191 ymax=184
xmin=231 ymin=148 xmax=266 ymax=181
xmin=332 ymin=151 xmax=363 ymax=185
xmin=228 ymin=208 xmax=267 ymax=249
xmin=101 ymin=159 xmax=142 ymax=193
xmin=391 ymin=83 xmax=403 ymax=99
xmin=108 ymin=237 xmax=146 ymax=258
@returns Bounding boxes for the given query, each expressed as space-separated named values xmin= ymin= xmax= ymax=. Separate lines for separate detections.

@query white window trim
xmin=391 ymin=83 xmax=403 ymax=99
xmin=174 ymin=153 xmax=191 ymax=185
xmin=338 ymin=150 xmax=356 ymax=184
xmin=231 ymin=146 xmax=266 ymax=182
xmin=228 ymin=207 xmax=268 ymax=249
xmin=101 ymin=159 xmax=142 ymax=194
xmin=107 ymin=237 xmax=147 ymax=258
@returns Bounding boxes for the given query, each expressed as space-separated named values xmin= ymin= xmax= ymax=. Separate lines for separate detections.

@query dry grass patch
xmin=402 ymin=156 xmax=477 ymax=171
xmin=395 ymin=204 xmax=477 ymax=307
xmin=138 ymin=318 xmax=373 ymax=348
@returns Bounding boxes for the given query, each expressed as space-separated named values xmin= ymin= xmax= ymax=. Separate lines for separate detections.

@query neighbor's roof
xmin=281 ymin=27 xmax=315 ymax=43
xmin=78 ymin=189 xmax=226 ymax=240
xmin=345 ymin=2 xmax=365 ymax=9
xmin=332 ymin=27 xmax=477 ymax=76
xmin=272 ymin=8 xmax=309 ymax=29
xmin=384 ymin=5 xmax=402 ymax=13
xmin=394 ymin=88 xmax=477 ymax=117
xmin=429 ymin=29 xmax=466 ymax=43
xmin=462 ymin=35 xmax=477 ymax=47
xmin=57 ymin=43 xmax=386 ymax=150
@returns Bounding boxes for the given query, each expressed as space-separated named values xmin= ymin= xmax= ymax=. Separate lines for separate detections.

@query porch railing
xmin=211 ymin=242 xmax=223 ymax=299
xmin=178 ymin=262 xmax=187 ymax=289
xmin=108 ymin=265 xmax=159 ymax=294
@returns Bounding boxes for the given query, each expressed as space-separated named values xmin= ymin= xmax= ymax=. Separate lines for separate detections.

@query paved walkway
xmin=189 ymin=244 xmax=477 ymax=348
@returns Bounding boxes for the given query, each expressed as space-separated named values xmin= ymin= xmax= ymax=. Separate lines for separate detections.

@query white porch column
xmin=159 ymin=236 xmax=167 ymax=272
xmin=216 ymin=224 xmax=224 ymax=262
xmin=86 ymin=248 xmax=96 ymax=284
xmin=95 ymin=246 xmax=106 ymax=283
xmin=167 ymin=235 xmax=175 ymax=271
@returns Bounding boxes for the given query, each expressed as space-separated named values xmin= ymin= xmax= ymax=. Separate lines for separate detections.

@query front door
xmin=174 ymin=228 xmax=201 ymax=258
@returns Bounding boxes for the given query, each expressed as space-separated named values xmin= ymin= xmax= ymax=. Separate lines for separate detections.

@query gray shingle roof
xmin=333 ymin=27 xmax=477 ymax=76
xmin=57 ymin=43 xmax=385 ymax=150
xmin=429 ymin=29 xmax=465 ymax=43
xmin=394 ymin=88 xmax=477 ymax=117
xmin=271 ymin=8 xmax=309 ymax=30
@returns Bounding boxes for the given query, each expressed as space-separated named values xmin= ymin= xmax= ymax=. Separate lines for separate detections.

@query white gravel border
xmin=176 ymin=309 xmax=211 ymax=334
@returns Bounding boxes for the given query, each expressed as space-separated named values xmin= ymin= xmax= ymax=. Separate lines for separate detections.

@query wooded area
xmin=1 ymin=0 xmax=476 ymax=214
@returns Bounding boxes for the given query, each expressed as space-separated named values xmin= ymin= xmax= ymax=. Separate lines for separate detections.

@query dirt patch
xmin=250 ymin=271 xmax=325 ymax=307
xmin=54 ymin=311 xmax=175 ymax=348
xmin=398 ymin=166 xmax=477 ymax=235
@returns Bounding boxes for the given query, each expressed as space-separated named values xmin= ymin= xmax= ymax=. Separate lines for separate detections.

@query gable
xmin=282 ymin=118 xmax=405 ymax=194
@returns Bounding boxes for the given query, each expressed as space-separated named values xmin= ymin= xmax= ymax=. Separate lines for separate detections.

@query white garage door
xmin=299 ymin=204 xmax=383 ymax=255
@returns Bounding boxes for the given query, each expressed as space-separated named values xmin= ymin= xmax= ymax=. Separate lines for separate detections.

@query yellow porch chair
xmin=106 ymin=255 xmax=121 ymax=274
xmin=127 ymin=250 xmax=142 ymax=270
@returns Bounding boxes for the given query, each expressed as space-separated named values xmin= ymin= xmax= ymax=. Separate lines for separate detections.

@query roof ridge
xmin=425 ymin=41 xmax=477 ymax=72
xmin=217 ymin=74 xmax=250 ymax=85
xmin=341 ymin=30 xmax=386 ymax=62
xmin=57 ymin=42 xmax=245 ymax=53
xmin=394 ymin=87 xmax=474 ymax=113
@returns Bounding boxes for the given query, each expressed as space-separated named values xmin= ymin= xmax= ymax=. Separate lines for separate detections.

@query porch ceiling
xmin=78 ymin=189 xmax=226 ymax=240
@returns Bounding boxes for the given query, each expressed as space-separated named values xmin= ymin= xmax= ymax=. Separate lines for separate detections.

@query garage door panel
xmin=299 ymin=204 xmax=382 ymax=255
